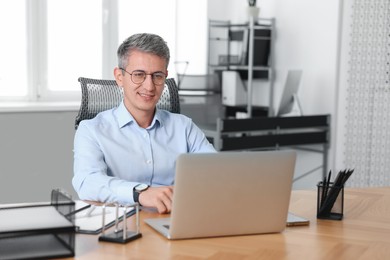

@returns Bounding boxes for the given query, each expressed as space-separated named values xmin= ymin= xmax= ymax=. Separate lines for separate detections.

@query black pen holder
xmin=317 ymin=181 xmax=344 ymax=220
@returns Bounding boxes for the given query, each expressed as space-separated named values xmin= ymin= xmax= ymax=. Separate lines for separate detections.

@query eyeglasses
xmin=120 ymin=68 xmax=166 ymax=85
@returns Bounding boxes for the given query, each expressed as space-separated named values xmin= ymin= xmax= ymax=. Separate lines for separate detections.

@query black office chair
xmin=75 ymin=77 xmax=180 ymax=129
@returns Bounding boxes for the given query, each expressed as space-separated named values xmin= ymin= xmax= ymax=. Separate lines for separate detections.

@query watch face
xmin=135 ymin=183 xmax=149 ymax=192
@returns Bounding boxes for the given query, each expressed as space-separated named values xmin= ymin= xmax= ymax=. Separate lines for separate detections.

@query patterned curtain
xmin=342 ymin=0 xmax=390 ymax=186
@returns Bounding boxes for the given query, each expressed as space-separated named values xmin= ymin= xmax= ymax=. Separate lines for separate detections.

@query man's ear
xmin=114 ymin=67 xmax=124 ymax=87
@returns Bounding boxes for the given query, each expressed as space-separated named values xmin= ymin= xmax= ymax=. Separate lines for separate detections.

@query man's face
xmin=115 ymin=50 xmax=168 ymax=115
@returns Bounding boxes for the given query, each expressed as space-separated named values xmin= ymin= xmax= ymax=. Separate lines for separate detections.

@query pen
xmin=320 ymin=175 xmax=327 ymax=208
xmin=65 ymin=204 xmax=91 ymax=217
xmin=321 ymin=170 xmax=331 ymax=208
xmin=85 ymin=205 xmax=96 ymax=217
xmin=325 ymin=170 xmax=332 ymax=198
xmin=342 ymin=169 xmax=354 ymax=185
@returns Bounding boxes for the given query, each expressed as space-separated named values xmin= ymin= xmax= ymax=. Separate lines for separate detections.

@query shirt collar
xmin=115 ymin=101 xmax=163 ymax=129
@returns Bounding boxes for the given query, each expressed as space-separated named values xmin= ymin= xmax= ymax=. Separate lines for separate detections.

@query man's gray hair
xmin=117 ymin=33 xmax=170 ymax=69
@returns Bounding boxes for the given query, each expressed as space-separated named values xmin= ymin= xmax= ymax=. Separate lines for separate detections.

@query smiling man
xmin=72 ymin=33 xmax=215 ymax=213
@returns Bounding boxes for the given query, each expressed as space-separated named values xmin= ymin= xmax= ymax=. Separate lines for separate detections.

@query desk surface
xmin=64 ymin=187 xmax=390 ymax=259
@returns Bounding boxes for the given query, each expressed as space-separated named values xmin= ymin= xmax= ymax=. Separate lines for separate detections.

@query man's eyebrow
xmin=132 ymin=69 xmax=165 ymax=74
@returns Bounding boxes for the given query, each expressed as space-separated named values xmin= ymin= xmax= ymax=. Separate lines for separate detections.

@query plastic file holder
xmin=0 ymin=189 xmax=76 ymax=259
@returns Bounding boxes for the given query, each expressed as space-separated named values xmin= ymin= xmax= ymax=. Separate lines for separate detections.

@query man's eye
xmin=153 ymin=73 xmax=164 ymax=79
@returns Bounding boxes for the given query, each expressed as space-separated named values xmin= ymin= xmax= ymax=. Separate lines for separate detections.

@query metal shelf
xmin=208 ymin=18 xmax=275 ymax=117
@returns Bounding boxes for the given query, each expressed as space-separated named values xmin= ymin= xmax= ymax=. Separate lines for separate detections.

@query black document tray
xmin=0 ymin=190 xmax=76 ymax=259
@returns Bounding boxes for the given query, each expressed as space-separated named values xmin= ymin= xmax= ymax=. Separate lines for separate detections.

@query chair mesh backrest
xmin=75 ymin=77 xmax=180 ymax=129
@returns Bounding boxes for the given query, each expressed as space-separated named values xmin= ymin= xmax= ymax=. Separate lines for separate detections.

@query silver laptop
xmin=144 ymin=150 xmax=297 ymax=240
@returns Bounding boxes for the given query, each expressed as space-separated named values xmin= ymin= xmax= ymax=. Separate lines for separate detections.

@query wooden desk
xmin=64 ymin=187 xmax=390 ymax=259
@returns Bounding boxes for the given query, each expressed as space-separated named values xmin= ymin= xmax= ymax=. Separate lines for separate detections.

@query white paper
xmin=74 ymin=201 xmax=134 ymax=232
xmin=0 ymin=206 xmax=74 ymax=233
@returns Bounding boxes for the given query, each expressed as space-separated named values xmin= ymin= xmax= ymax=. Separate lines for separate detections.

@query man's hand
xmin=138 ymin=186 xmax=174 ymax=214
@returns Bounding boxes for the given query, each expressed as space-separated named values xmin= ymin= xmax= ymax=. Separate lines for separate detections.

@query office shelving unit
xmin=208 ymin=17 xmax=275 ymax=117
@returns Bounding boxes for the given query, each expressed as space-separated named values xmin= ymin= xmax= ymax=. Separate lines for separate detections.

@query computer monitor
xmin=277 ymin=70 xmax=303 ymax=116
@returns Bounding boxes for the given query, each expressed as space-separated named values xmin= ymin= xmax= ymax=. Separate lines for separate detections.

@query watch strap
xmin=133 ymin=184 xmax=149 ymax=205
xmin=133 ymin=188 xmax=141 ymax=204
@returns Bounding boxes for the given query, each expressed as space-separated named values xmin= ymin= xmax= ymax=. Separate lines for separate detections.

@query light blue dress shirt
xmin=73 ymin=101 xmax=216 ymax=205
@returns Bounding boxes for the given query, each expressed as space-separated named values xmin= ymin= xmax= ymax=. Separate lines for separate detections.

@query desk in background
xmin=61 ymin=187 xmax=390 ymax=259
xmin=201 ymin=114 xmax=330 ymax=179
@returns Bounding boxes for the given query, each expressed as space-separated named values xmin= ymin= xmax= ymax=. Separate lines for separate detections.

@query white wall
xmin=271 ymin=1 xmax=340 ymax=115
xmin=175 ymin=0 xmax=208 ymax=75
xmin=0 ymin=112 xmax=78 ymax=203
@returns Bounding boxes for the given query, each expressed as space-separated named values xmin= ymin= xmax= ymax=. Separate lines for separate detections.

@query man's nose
xmin=143 ymin=75 xmax=155 ymax=89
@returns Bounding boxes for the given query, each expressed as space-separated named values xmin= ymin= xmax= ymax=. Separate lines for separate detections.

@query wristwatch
xmin=133 ymin=183 xmax=149 ymax=205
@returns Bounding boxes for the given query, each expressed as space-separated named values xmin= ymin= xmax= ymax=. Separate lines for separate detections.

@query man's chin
xmin=137 ymin=102 xmax=158 ymax=112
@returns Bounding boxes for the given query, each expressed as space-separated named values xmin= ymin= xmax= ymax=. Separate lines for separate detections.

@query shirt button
xmin=146 ymin=160 xmax=152 ymax=164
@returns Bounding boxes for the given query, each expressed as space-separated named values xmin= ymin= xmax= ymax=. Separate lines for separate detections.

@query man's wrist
xmin=133 ymin=183 xmax=149 ymax=205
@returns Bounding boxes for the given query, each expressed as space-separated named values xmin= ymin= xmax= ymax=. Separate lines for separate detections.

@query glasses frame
xmin=120 ymin=68 xmax=167 ymax=86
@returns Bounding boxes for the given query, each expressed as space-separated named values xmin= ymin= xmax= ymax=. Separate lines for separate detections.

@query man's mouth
xmin=139 ymin=93 xmax=154 ymax=98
